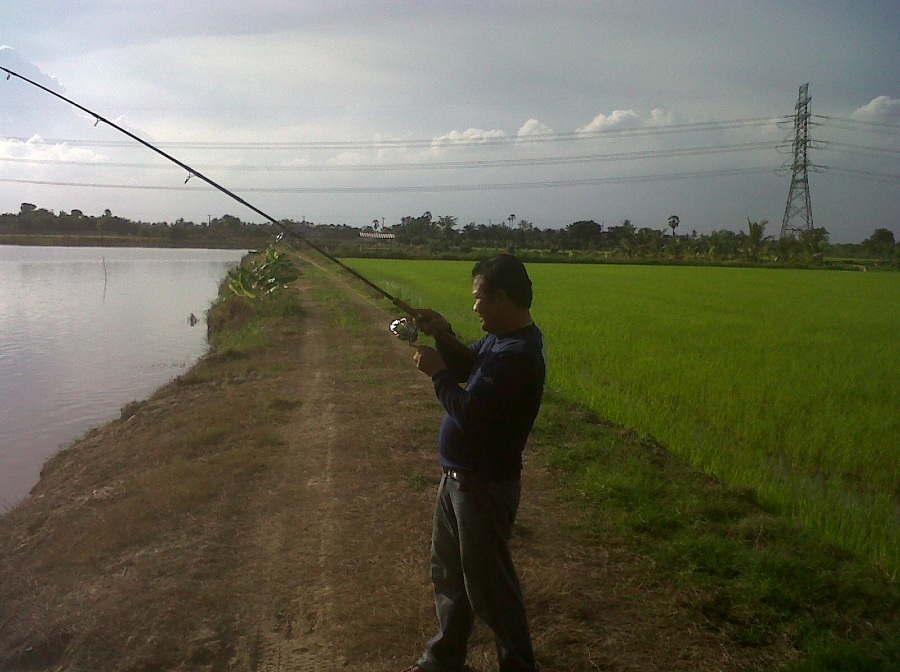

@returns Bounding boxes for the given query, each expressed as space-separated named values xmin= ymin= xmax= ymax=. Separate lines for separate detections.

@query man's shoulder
xmin=490 ymin=323 xmax=544 ymax=355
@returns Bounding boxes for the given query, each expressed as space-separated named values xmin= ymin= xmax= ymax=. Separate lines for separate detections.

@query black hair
xmin=472 ymin=254 xmax=533 ymax=309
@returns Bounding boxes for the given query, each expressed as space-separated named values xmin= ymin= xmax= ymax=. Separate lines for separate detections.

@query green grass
xmin=343 ymin=259 xmax=899 ymax=574
xmin=533 ymin=395 xmax=898 ymax=668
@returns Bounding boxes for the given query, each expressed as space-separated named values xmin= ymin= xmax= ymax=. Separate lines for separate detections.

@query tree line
xmin=0 ymin=203 xmax=272 ymax=247
xmin=1 ymin=203 xmax=896 ymax=266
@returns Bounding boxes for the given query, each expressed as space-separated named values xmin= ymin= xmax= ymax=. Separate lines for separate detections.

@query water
xmin=0 ymin=245 xmax=246 ymax=509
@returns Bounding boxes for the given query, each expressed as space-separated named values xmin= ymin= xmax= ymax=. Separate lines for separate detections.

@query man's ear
xmin=494 ymin=289 xmax=511 ymax=305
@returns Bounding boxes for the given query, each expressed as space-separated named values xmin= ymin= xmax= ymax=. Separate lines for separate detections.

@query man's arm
xmin=431 ymin=350 xmax=540 ymax=432
xmin=415 ymin=308 xmax=479 ymax=382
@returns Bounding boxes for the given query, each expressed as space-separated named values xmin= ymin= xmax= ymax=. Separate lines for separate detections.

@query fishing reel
xmin=390 ymin=317 xmax=419 ymax=345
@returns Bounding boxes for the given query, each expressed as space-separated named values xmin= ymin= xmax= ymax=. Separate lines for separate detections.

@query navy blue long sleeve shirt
xmin=431 ymin=323 xmax=546 ymax=481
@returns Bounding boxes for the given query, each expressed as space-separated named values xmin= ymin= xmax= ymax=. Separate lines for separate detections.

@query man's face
xmin=472 ymin=275 xmax=503 ymax=333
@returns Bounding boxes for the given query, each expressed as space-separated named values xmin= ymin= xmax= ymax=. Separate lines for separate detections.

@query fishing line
xmin=0 ymin=65 xmax=472 ymax=358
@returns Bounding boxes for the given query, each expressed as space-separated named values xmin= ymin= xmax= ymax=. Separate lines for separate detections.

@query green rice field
xmin=346 ymin=259 xmax=900 ymax=572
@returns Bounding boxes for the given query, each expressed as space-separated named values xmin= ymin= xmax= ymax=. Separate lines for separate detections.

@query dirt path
xmin=217 ymin=274 xmax=442 ymax=671
xmin=0 ymin=259 xmax=778 ymax=671
xmin=229 ymin=317 xmax=346 ymax=671
xmin=219 ymin=264 xmax=775 ymax=671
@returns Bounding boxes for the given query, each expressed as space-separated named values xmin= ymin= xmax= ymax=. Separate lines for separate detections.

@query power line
xmin=0 ymin=141 xmax=784 ymax=172
xmin=813 ymin=115 xmax=900 ymax=135
xmin=0 ymin=167 xmax=778 ymax=194
xmin=820 ymin=166 xmax=900 ymax=184
xmin=817 ymin=141 xmax=900 ymax=158
xmin=0 ymin=116 xmax=788 ymax=151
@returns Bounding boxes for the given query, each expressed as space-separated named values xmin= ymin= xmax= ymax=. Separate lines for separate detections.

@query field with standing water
xmin=346 ymin=258 xmax=899 ymax=573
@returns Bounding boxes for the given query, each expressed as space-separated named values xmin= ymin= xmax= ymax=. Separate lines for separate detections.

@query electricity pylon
xmin=780 ymin=83 xmax=814 ymax=238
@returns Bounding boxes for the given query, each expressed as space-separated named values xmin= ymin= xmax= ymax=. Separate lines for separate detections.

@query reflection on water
xmin=0 ymin=245 xmax=246 ymax=509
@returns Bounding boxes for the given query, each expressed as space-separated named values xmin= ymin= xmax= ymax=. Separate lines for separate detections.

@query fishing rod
xmin=1 ymin=65 xmax=474 ymax=361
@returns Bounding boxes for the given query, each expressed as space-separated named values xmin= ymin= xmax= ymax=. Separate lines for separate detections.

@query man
xmin=404 ymin=254 xmax=545 ymax=672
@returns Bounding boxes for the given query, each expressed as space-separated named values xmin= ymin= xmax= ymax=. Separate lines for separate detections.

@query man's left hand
xmin=414 ymin=346 xmax=447 ymax=377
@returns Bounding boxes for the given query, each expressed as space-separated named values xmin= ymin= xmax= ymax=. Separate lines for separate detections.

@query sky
xmin=1 ymin=1 xmax=897 ymax=242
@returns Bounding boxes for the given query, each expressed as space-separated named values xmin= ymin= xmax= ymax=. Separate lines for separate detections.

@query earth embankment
xmin=0 ymin=256 xmax=812 ymax=670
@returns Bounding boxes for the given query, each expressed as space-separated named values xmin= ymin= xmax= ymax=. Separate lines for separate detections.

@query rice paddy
xmin=346 ymin=258 xmax=899 ymax=572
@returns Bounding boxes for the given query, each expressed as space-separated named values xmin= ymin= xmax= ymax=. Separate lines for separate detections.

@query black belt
xmin=442 ymin=466 xmax=519 ymax=484
xmin=442 ymin=466 xmax=468 ymax=482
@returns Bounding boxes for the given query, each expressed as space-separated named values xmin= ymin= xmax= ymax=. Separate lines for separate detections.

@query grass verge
xmin=531 ymin=395 xmax=898 ymax=671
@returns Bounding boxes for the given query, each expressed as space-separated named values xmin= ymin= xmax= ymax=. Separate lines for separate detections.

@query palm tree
xmin=800 ymin=227 xmax=829 ymax=264
xmin=619 ymin=237 xmax=638 ymax=258
xmin=668 ymin=215 xmax=680 ymax=237
xmin=745 ymin=219 xmax=769 ymax=261
xmin=705 ymin=231 xmax=722 ymax=261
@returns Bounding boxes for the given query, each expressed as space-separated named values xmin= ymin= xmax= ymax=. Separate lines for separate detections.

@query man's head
xmin=471 ymin=254 xmax=534 ymax=333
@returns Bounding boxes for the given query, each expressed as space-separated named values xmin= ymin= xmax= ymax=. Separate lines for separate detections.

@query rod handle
xmin=392 ymin=298 xmax=476 ymax=365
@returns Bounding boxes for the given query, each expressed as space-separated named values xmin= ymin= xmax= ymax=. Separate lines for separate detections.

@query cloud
xmin=649 ymin=108 xmax=675 ymax=126
xmin=431 ymin=128 xmax=506 ymax=146
xmin=326 ymin=151 xmax=369 ymax=166
xmin=850 ymin=96 xmax=900 ymax=124
xmin=577 ymin=109 xmax=641 ymax=133
xmin=0 ymin=47 xmax=83 ymax=139
xmin=0 ymin=135 xmax=104 ymax=163
xmin=107 ymin=115 xmax=157 ymax=144
xmin=517 ymin=119 xmax=553 ymax=137
xmin=0 ymin=46 xmax=64 ymax=92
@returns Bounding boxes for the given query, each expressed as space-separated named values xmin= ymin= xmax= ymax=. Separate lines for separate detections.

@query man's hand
xmin=414 ymin=309 xmax=451 ymax=336
xmin=414 ymin=345 xmax=447 ymax=377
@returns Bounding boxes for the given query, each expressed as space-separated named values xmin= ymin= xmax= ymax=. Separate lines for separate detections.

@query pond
xmin=0 ymin=245 xmax=246 ymax=509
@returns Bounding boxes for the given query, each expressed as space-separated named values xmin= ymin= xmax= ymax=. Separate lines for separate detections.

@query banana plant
xmin=226 ymin=245 xmax=299 ymax=299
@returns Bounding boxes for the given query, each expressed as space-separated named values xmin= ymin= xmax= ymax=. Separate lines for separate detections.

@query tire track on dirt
xmin=239 ymin=312 xmax=347 ymax=672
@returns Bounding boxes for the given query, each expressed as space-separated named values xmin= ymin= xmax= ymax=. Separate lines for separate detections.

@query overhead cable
xmin=0 ymin=141 xmax=784 ymax=172
xmin=819 ymin=166 xmax=900 ymax=184
xmin=813 ymin=115 xmax=900 ymax=135
xmin=0 ymin=117 xmax=788 ymax=151
xmin=0 ymin=166 xmax=778 ymax=194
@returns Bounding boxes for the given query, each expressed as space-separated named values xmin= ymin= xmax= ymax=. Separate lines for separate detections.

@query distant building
xmin=358 ymin=231 xmax=396 ymax=249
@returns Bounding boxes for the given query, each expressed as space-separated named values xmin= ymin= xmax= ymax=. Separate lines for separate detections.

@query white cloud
xmin=577 ymin=109 xmax=641 ymax=133
xmin=850 ymin=96 xmax=900 ymax=124
xmin=431 ymin=128 xmax=506 ymax=146
xmin=326 ymin=151 xmax=369 ymax=166
xmin=517 ymin=119 xmax=553 ymax=137
xmin=649 ymin=108 xmax=674 ymax=126
xmin=0 ymin=135 xmax=104 ymax=163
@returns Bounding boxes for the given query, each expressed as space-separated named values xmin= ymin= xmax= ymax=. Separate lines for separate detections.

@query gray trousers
xmin=417 ymin=472 xmax=537 ymax=672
